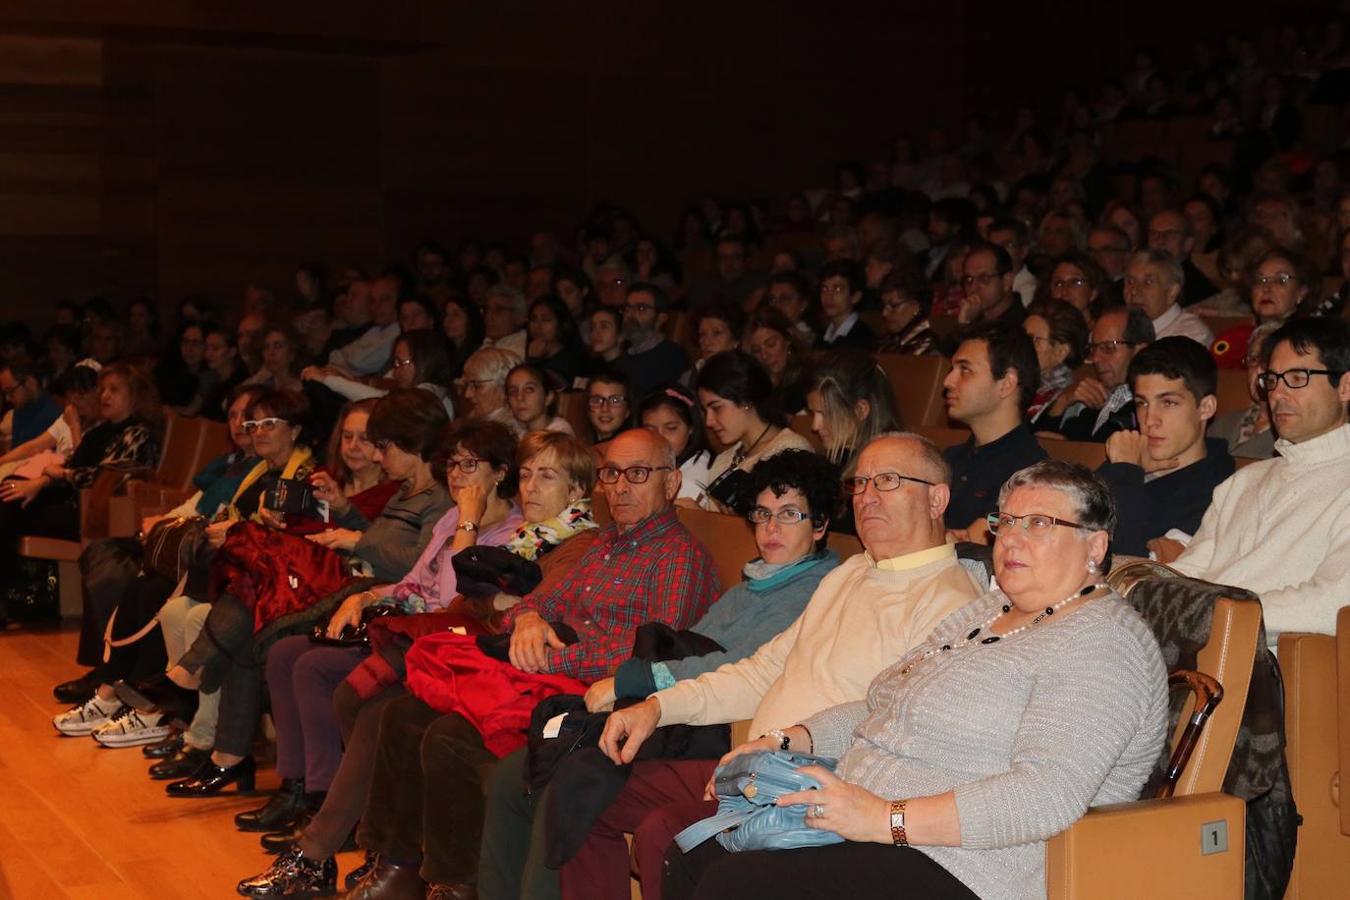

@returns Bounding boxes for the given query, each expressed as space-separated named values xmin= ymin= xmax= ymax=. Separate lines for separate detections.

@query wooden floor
xmin=0 ymin=624 xmax=362 ymax=899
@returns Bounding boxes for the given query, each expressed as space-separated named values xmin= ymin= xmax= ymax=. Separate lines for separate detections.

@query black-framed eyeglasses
xmin=588 ymin=394 xmax=627 ymax=409
xmin=625 ymin=303 xmax=655 ymax=315
xmin=445 ymin=456 xmax=485 ymax=473
xmin=596 ymin=465 xmax=672 ymax=485
xmin=747 ymin=507 xmax=811 ymax=525
xmin=842 ymin=472 xmax=935 ymax=495
xmin=1256 ymin=368 xmax=1343 ymax=391
xmin=986 ymin=511 xmax=1089 ymax=538
xmin=242 ymin=417 xmax=288 ymax=434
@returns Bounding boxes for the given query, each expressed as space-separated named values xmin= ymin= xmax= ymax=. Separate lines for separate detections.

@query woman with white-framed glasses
xmin=669 ymin=460 xmax=1166 ymax=900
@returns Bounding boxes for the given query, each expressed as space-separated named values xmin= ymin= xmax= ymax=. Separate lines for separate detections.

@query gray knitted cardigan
xmin=804 ymin=590 xmax=1168 ymax=900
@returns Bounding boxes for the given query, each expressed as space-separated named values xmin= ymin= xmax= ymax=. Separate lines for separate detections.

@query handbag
xmin=704 ymin=466 xmax=753 ymax=512
xmin=674 ymin=749 xmax=845 ymax=853
xmin=310 ymin=601 xmax=401 ymax=647
xmin=142 ymin=515 xmax=208 ymax=582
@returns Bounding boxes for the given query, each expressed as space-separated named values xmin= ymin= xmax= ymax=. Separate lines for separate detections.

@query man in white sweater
xmin=556 ymin=433 xmax=985 ymax=900
xmin=1173 ymin=318 xmax=1350 ymax=648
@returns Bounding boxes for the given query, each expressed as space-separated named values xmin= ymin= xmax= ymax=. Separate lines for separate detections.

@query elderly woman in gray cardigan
xmin=666 ymin=460 xmax=1169 ymax=900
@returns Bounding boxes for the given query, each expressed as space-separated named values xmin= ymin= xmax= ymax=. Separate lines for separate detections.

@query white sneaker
xmin=91 ymin=705 xmax=173 ymax=748
xmin=53 ymin=695 xmax=123 ymax=736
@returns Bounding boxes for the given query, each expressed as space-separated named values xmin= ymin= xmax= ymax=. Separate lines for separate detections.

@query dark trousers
xmin=358 ymin=695 xmax=497 ymax=885
xmin=478 ymin=747 xmax=556 ymax=900
xmin=265 ymin=635 xmax=368 ymax=790
xmin=177 ymin=592 xmax=260 ymax=757
xmin=559 ymin=759 xmax=715 ymax=900
xmin=96 ymin=571 xmax=175 ymax=685
xmin=297 ymin=682 xmax=407 ymax=860
xmin=664 ymin=839 xmax=979 ymax=900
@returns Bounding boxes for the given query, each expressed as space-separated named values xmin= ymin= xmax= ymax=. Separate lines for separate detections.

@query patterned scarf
xmin=504 ymin=499 xmax=597 ymax=561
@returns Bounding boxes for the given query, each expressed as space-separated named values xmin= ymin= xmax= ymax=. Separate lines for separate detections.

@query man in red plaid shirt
xmin=300 ymin=429 xmax=720 ymax=899
xmin=505 ymin=427 xmax=721 ymax=680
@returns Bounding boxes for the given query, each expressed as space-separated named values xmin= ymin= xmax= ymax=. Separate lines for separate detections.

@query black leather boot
xmin=236 ymin=778 xmax=308 ymax=832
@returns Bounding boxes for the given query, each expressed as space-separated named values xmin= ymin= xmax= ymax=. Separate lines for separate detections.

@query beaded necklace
xmin=899 ymin=583 xmax=1108 ymax=677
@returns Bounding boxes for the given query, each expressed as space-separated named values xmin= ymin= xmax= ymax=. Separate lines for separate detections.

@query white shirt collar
xmin=824 ymin=312 xmax=859 ymax=342
xmin=1151 ymin=304 xmax=1182 ymax=332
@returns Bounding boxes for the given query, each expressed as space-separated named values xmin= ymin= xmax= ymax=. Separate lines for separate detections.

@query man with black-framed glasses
xmin=504 ymin=427 xmax=718 ymax=680
xmin=1175 ymin=318 xmax=1350 ymax=650
xmin=1046 ymin=305 xmax=1155 ymax=442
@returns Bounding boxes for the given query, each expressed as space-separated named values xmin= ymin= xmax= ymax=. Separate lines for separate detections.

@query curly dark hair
xmin=432 ymin=418 xmax=519 ymax=498
xmin=746 ymin=449 xmax=843 ymax=550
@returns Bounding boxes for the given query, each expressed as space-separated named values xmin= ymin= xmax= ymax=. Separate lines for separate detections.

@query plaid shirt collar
xmin=596 ymin=504 xmax=680 ymax=549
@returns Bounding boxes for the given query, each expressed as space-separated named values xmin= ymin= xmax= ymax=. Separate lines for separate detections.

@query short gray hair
xmin=485 ymin=284 xmax=527 ymax=317
xmin=997 ymin=459 xmax=1116 ymax=536
xmin=1130 ymin=248 xmax=1185 ymax=289
xmin=867 ymin=430 xmax=952 ymax=486
xmin=464 ymin=347 xmax=520 ymax=385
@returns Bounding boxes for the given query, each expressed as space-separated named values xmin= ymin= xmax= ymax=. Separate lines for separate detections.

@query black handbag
xmin=310 ymin=602 xmax=401 ymax=646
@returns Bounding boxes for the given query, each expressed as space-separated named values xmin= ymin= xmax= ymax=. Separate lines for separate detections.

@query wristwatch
xmin=457 ymin=521 xmax=479 ymax=533
xmin=889 ymin=799 xmax=908 ymax=846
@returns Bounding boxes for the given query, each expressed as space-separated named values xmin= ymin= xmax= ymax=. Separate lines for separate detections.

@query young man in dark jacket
xmin=1097 ymin=336 xmax=1235 ymax=557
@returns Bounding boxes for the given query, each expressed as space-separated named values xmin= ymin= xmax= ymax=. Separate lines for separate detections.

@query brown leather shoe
xmin=425 ymin=884 xmax=477 ymax=900
xmin=341 ymin=860 xmax=425 ymax=900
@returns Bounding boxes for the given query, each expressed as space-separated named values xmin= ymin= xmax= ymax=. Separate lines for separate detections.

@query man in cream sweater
xmin=1173 ymin=318 xmax=1350 ymax=648
xmin=552 ymin=432 xmax=985 ymax=900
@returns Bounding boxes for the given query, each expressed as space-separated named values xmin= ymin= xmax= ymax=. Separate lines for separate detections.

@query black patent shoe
xmin=166 ymin=755 xmax=256 ymax=796
xmin=262 ymin=818 xmax=352 ymax=856
xmin=237 ymin=778 xmax=308 ymax=832
xmin=237 ymin=846 xmax=337 ymax=897
xmin=149 ymin=744 xmax=212 ymax=780
xmin=53 ymin=670 xmax=101 ymax=705
xmin=114 ymin=674 xmax=199 ymax=727
xmin=345 ymin=852 xmax=378 ymax=891
xmin=142 ymin=731 xmax=185 ymax=759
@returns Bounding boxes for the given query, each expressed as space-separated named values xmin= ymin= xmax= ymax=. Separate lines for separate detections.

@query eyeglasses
xmin=458 ymin=377 xmax=496 ymax=392
xmin=842 ymin=472 xmax=935 ymax=495
xmin=444 ymin=456 xmax=485 ymax=473
xmin=242 ymin=417 xmax=288 ymax=434
xmin=821 ymin=283 xmax=852 ymax=295
xmin=392 ymin=357 xmax=415 ymax=369
xmin=986 ymin=511 xmax=1089 ymax=538
xmin=1256 ymin=368 xmax=1343 ymax=391
xmin=747 ymin=506 xmax=811 ymax=525
xmin=596 ymin=464 xmax=672 ymax=485
xmin=1087 ymin=339 xmax=1141 ymax=356
xmin=1147 ymin=229 xmax=1185 ymax=244
xmin=588 ymin=394 xmax=627 ymax=409
xmin=625 ymin=303 xmax=655 ymax=315
xmin=1050 ymin=276 xmax=1088 ymax=290
xmin=1253 ymin=273 xmax=1297 ymax=288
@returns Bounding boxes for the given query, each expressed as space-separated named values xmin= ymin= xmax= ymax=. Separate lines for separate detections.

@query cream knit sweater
xmin=1173 ymin=423 xmax=1350 ymax=647
xmin=654 ymin=544 xmax=983 ymax=737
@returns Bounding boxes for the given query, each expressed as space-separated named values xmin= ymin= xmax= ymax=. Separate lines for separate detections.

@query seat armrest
xmin=1338 ymin=607 xmax=1350 ymax=837
xmin=1045 ymin=793 xmax=1244 ymax=899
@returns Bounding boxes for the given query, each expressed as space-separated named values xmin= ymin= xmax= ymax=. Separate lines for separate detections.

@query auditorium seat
xmin=556 ymin=389 xmax=592 ymax=440
xmin=1214 ymin=368 xmax=1252 ymax=417
xmin=1045 ymin=561 xmax=1259 ymax=898
xmin=18 ymin=467 xmax=141 ymax=619
xmin=875 ymin=353 xmax=951 ymax=428
xmin=1276 ymin=607 xmax=1350 ymax=898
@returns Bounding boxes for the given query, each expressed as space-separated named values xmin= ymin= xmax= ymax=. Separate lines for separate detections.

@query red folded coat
xmin=212 ymin=521 xmax=354 ymax=631
xmin=404 ymin=631 xmax=588 ymax=758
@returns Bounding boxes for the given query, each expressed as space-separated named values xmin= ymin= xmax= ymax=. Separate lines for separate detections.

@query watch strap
xmin=889 ymin=799 xmax=908 ymax=846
